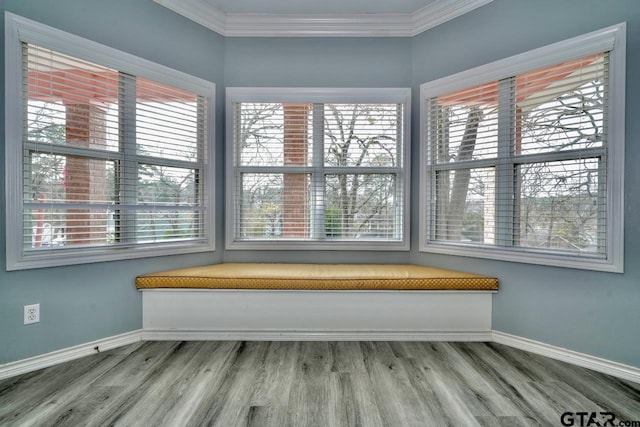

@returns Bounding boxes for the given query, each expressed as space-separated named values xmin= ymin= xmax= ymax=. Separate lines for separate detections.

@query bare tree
xmin=324 ymin=103 xmax=399 ymax=237
xmin=435 ymin=75 xmax=604 ymax=252
xmin=238 ymin=102 xmax=401 ymax=239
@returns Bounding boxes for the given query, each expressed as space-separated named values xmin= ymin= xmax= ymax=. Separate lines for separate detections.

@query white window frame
xmin=5 ymin=13 xmax=216 ymax=270
xmin=419 ymin=23 xmax=626 ymax=273
xmin=226 ymin=87 xmax=411 ymax=251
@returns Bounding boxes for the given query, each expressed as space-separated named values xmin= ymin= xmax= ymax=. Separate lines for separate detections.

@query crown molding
xmin=153 ymin=0 xmax=493 ymax=37
xmin=224 ymin=13 xmax=414 ymax=37
xmin=154 ymin=0 xmax=226 ymax=35
xmin=411 ymin=0 xmax=493 ymax=36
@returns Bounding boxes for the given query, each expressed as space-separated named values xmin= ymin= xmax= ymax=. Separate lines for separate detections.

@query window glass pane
xmin=136 ymin=77 xmax=202 ymax=162
xmin=27 ymin=153 xmax=66 ymax=203
xmin=64 ymin=157 xmax=115 ymax=204
xmin=431 ymin=83 xmax=500 ymax=163
xmin=24 ymin=208 xmax=115 ymax=249
xmin=26 ymin=44 xmax=120 ymax=152
xmin=325 ymin=174 xmax=399 ymax=239
xmin=27 ymin=154 xmax=115 ymax=205
xmin=324 ymin=104 xmax=400 ymax=167
xmin=516 ymin=53 xmax=607 ymax=155
xmin=432 ymin=167 xmax=495 ymax=244
xmin=138 ymin=165 xmax=196 ymax=205
xmin=517 ymin=158 xmax=605 ymax=254
xmin=26 ymin=101 xmax=66 ymax=144
xmin=237 ymin=103 xmax=313 ymax=167
xmin=136 ymin=165 xmax=201 ymax=242
xmin=135 ymin=210 xmax=201 ymax=242
xmin=238 ymin=173 xmax=311 ymax=239
xmin=25 ymin=155 xmax=116 ymax=249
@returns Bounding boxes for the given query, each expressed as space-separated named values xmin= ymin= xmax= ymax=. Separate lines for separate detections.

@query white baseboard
xmin=0 ymin=330 xmax=143 ymax=380
xmin=492 ymin=330 xmax=640 ymax=384
xmin=142 ymin=329 xmax=493 ymax=342
xmin=2 ymin=328 xmax=638 ymax=385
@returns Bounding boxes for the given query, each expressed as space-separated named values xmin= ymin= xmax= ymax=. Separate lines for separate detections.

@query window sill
xmin=419 ymin=242 xmax=623 ymax=273
xmin=226 ymin=239 xmax=410 ymax=252
xmin=6 ymin=241 xmax=215 ymax=271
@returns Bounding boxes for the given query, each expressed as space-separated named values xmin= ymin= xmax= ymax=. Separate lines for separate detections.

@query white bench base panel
xmin=142 ymin=289 xmax=493 ymax=339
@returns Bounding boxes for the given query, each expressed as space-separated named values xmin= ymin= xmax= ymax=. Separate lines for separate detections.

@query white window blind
xmin=5 ymin=13 xmax=215 ymax=269
xmin=421 ymin=23 xmax=625 ymax=272
xmin=24 ymin=43 xmax=207 ymax=250
xmin=227 ymin=89 xmax=410 ymax=250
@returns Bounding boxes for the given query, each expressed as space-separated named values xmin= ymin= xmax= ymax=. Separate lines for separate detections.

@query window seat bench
xmin=137 ymin=263 xmax=498 ymax=341
xmin=135 ymin=263 xmax=498 ymax=291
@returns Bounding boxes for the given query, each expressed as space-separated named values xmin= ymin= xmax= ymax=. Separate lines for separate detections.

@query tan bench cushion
xmin=135 ymin=263 xmax=498 ymax=291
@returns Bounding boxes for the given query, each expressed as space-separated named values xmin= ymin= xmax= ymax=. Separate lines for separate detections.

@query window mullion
xmin=311 ymin=103 xmax=325 ymax=239
xmin=597 ymin=155 xmax=607 ymax=255
xmin=495 ymin=77 xmax=515 ymax=247
xmin=429 ymin=99 xmax=446 ymax=241
xmin=395 ymin=103 xmax=403 ymax=240
xmin=119 ymin=73 xmax=137 ymax=243
xmin=195 ymin=95 xmax=205 ymax=238
xmin=598 ymin=58 xmax=610 ymax=256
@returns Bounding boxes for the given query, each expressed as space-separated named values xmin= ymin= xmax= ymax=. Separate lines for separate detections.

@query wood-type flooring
xmin=1 ymin=341 xmax=639 ymax=426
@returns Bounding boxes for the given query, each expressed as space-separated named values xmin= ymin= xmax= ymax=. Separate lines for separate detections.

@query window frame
xmin=419 ymin=23 xmax=626 ymax=273
xmin=5 ymin=12 xmax=216 ymax=270
xmin=225 ymin=87 xmax=411 ymax=251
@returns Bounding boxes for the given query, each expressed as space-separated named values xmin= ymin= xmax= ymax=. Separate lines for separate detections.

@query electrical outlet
xmin=24 ymin=304 xmax=40 ymax=324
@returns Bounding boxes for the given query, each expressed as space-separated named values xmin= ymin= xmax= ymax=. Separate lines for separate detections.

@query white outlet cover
xmin=24 ymin=304 xmax=40 ymax=324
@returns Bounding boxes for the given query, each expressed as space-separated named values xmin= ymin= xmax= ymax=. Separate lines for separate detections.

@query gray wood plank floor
xmin=1 ymin=341 xmax=639 ymax=426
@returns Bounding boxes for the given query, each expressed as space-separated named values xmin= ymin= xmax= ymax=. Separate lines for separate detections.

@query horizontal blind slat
xmin=23 ymin=41 xmax=208 ymax=252
xmin=426 ymin=51 xmax=609 ymax=257
xmin=233 ymin=100 xmax=405 ymax=242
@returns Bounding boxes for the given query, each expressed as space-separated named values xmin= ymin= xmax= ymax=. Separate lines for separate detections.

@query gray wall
xmin=410 ymin=0 xmax=640 ymax=368
xmin=0 ymin=0 xmax=226 ymax=364
xmin=2 ymin=0 xmax=639 ymax=369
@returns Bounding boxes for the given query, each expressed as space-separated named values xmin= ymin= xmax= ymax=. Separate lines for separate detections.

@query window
xmin=5 ymin=13 xmax=215 ymax=270
xmin=226 ymin=88 xmax=410 ymax=250
xmin=420 ymin=24 xmax=625 ymax=272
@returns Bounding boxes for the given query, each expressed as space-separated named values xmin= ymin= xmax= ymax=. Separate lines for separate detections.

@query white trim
xmin=154 ymin=0 xmax=227 ymax=36
xmin=4 ymin=13 xmax=216 ymax=270
xmin=0 ymin=330 xmax=142 ymax=380
xmin=4 ymin=328 xmax=638 ymax=384
xmin=606 ymin=24 xmax=626 ymax=275
xmin=419 ymin=23 xmax=626 ymax=273
xmin=153 ymin=0 xmax=492 ymax=37
xmin=420 ymin=23 xmax=623 ymax=100
xmin=6 ymin=13 xmax=216 ymax=95
xmin=142 ymin=329 xmax=493 ymax=342
xmin=416 ymin=243 xmax=623 ymax=274
xmin=224 ymin=14 xmax=414 ymax=38
xmin=411 ymin=0 xmax=493 ymax=36
xmin=225 ymin=87 xmax=411 ymax=251
xmin=7 ymin=242 xmax=217 ymax=272
xmin=4 ymin=13 xmax=23 ymax=272
xmin=226 ymin=87 xmax=411 ymax=104
xmin=493 ymin=331 xmax=640 ymax=385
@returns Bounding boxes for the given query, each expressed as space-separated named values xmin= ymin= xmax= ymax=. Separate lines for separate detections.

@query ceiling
xmin=153 ymin=0 xmax=493 ymax=37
